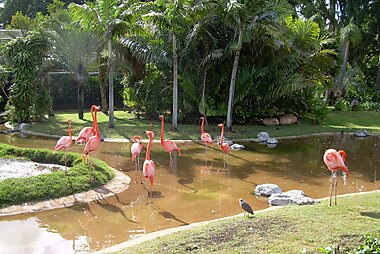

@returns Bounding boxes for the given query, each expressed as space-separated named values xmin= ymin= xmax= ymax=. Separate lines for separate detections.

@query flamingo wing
xmin=201 ymin=133 xmax=213 ymax=144
xmin=54 ymin=136 xmax=72 ymax=152
xmin=131 ymin=142 xmax=142 ymax=161
xmin=163 ymin=140 xmax=178 ymax=153
xmin=76 ymin=127 xmax=94 ymax=144
xmin=82 ymin=135 xmax=101 ymax=160
xmin=222 ymin=143 xmax=232 ymax=154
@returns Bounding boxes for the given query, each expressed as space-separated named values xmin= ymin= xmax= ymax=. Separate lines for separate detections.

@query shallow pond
xmin=0 ymin=133 xmax=378 ymax=253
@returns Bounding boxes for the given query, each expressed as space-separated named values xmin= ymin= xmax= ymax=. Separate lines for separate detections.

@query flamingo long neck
xmin=146 ymin=135 xmax=152 ymax=160
xmin=90 ymin=106 xmax=96 ymax=131
xmin=220 ymin=125 xmax=224 ymax=148
xmin=150 ymin=122 xmax=152 ymax=132
xmin=68 ymin=122 xmax=72 ymax=138
xmin=201 ymin=118 xmax=205 ymax=134
xmin=94 ymin=110 xmax=100 ymax=138
xmin=160 ymin=117 xmax=165 ymax=143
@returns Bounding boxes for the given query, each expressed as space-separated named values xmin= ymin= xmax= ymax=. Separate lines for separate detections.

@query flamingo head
xmin=200 ymin=116 xmax=204 ymax=120
xmin=159 ymin=115 xmax=164 ymax=120
xmin=133 ymin=135 xmax=142 ymax=143
xmin=145 ymin=130 xmax=154 ymax=139
xmin=68 ymin=119 xmax=72 ymax=124
xmin=218 ymin=123 xmax=224 ymax=128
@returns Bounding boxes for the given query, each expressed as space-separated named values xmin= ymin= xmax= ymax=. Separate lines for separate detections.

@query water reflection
xmin=0 ymin=133 xmax=378 ymax=253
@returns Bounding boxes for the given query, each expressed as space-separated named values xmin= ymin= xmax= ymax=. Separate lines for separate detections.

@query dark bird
xmin=239 ymin=198 xmax=254 ymax=217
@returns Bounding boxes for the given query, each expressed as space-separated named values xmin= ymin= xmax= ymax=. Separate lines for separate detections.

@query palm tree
xmin=334 ymin=22 xmax=362 ymax=99
xmin=70 ymin=0 xmax=126 ymax=127
xmin=220 ymin=0 xmax=291 ymax=131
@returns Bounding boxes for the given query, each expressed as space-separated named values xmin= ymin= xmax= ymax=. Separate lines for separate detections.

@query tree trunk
xmin=226 ymin=19 xmax=243 ymax=132
xmin=200 ymin=69 xmax=207 ymax=117
xmin=98 ymin=59 xmax=109 ymax=115
xmin=108 ymin=38 xmax=114 ymax=128
xmin=376 ymin=20 xmax=380 ymax=90
xmin=77 ymin=81 xmax=84 ymax=120
xmin=172 ymin=33 xmax=178 ymax=131
xmin=328 ymin=0 xmax=337 ymax=32
xmin=335 ymin=41 xmax=350 ymax=98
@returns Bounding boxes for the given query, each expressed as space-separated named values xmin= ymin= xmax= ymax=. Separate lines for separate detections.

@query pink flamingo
xmin=131 ymin=135 xmax=143 ymax=182
xmin=159 ymin=115 xmax=181 ymax=168
xmin=82 ymin=105 xmax=101 ymax=180
xmin=200 ymin=117 xmax=213 ymax=147
xmin=323 ymin=148 xmax=350 ymax=206
xmin=218 ymin=123 xmax=231 ymax=166
xmin=143 ymin=130 xmax=156 ymax=197
xmin=75 ymin=105 xmax=97 ymax=145
xmin=53 ymin=119 xmax=73 ymax=174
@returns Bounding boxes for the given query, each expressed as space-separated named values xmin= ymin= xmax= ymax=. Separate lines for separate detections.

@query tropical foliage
xmin=0 ymin=0 xmax=378 ymax=130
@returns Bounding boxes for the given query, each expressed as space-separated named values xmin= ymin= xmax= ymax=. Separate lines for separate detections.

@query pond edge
xmin=0 ymin=167 xmax=131 ymax=217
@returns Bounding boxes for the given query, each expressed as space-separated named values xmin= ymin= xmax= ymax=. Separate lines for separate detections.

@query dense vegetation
xmin=0 ymin=143 xmax=115 ymax=208
xmin=0 ymin=0 xmax=378 ymax=131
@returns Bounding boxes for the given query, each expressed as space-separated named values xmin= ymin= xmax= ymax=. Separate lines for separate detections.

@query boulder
xmin=215 ymin=136 xmax=233 ymax=146
xmin=279 ymin=114 xmax=297 ymax=125
xmin=255 ymin=184 xmax=282 ymax=196
xmin=231 ymin=143 xmax=245 ymax=150
xmin=267 ymin=137 xmax=279 ymax=144
xmin=268 ymin=190 xmax=317 ymax=206
xmin=257 ymin=132 xmax=270 ymax=142
xmin=262 ymin=118 xmax=279 ymax=126
xmin=354 ymin=129 xmax=369 ymax=137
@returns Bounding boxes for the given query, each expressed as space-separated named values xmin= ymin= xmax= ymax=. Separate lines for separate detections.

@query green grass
xmin=114 ymin=192 xmax=380 ymax=254
xmin=26 ymin=110 xmax=380 ymax=140
xmin=0 ymin=143 xmax=115 ymax=208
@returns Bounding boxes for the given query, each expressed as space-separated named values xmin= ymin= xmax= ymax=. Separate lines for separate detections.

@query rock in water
xmin=254 ymin=184 xmax=282 ymax=196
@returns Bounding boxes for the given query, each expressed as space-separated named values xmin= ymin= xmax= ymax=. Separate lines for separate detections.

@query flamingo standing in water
xmin=159 ymin=115 xmax=181 ymax=168
xmin=131 ymin=135 xmax=143 ymax=182
xmin=53 ymin=119 xmax=73 ymax=174
xmin=200 ymin=117 xmax=213 ymax=147
xmin=323 ymin=148 xmax=350 ymax=206
xmin=218 ymin=123 xmax=231 ymax=166
xmin=75 ymin=105 xmax=97 ymax=144
xmin=143 ymin=130 xmax=156 ymax=197
xmin=82 ymin=105 xmax=101 ymax=180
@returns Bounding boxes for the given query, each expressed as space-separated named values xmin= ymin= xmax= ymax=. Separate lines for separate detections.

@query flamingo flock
xmin=54 ymin=108 xmax=350 ymax=207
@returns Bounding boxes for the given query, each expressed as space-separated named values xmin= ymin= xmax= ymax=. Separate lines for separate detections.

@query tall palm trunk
xmin=108 ymin=38 xmax=114 ymax=128
xmin=376 ymin=22 xmax=380 ymax=90
xmin=226 ymin=20 xmax=243 ymax=131
xmin=200 ymin=69 xmax=207 ymax=117
xmin=98 ymin=55 xmax=109 ymax=114
xmin=77 ymin=80 xmax=84 ymax=120
xmin=335 ymin=41 xmax=349 ymax=98
xmin=172 ymin=33 xmax=178 ymax=131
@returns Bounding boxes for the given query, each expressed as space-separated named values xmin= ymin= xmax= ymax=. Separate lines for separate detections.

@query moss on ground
xmin=0 ymin=143 xmax=115 ymax=208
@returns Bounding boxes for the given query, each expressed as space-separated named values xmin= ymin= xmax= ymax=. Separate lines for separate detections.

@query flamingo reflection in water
xmin=323 ymin=148 xmax=349 ymax=206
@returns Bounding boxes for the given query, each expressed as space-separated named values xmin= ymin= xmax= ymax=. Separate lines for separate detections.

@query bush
xmin=356 ymin=233 xmax=380 ymax=253
xmin=334 ymin=100 xmax=350 ymax=111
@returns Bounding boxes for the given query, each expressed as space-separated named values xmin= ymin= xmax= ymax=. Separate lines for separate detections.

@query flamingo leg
xmin=169 ymin=152 xmax=172 ymax=172
xmin=89 ymin=154 xmax=95 ymax=182
xmin=329 ymin=172 xmax=334 ymax=206
xmin=334 ymin=174 xmax=338 ymax=206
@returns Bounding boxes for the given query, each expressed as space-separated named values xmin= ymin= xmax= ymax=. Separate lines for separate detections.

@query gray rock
xmin=255 ymin=184 xmax=282 ymax=196
xmin=231 ymin=143 xmax=245 ymax=150
xmin=15 ymin=123 xmax=28 ymax=131
xmin=257 ymin=132 xmax=270 ymax=142
xmin=267 ymin=137 xmax=279 ymax=144
xmin=354 ymin=129 xmax=369 ymax=137
xmin=267 ymin=143 xmax=278 ymax=148
xmin=268 ymin=190 xmax=317 ymax=206
xmin=215 ymin=136 xmax=233 ymax=146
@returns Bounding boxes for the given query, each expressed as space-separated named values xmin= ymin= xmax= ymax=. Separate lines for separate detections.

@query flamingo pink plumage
xmin=143 ymin=130 xmax=155 ymax=186
xmin=75 ymin=105 xmax=97 ymax=145
xmin=54 ymin=119 xmax=73 ymax=153
xmin=200 ymin=117 xmax=213 ymax=146
xmin=323 ymin=148 xmax=349 ymax=206
xmin=82 ymin=105 xmax=101 ymax=180
xmin=159 ymin=115 xmax=181 ymax=157
xmin=131 ymin=135 xmax=143 ymax=162
xmin=218 ymin=123 xmax=231 ymax=154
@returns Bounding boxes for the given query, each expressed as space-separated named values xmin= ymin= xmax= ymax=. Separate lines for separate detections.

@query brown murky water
xmin=0 ymin=133 xmax=378 ymax=253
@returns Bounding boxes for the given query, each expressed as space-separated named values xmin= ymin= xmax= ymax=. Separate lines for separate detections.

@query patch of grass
xmin=0 ymin=143 xmax=115 ymax=208
xmin=25 ymin=110 xmax=380 ymax=140
xmin=114 ymin=192 xmax=380 ymax=254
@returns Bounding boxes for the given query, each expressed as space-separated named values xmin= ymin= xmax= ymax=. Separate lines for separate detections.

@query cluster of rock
xmin=257 ymin=132 xmax=279 ymax=148
xmin=262 ymin=114 xmax=298 ymax=126
xmin=354 ymin=129 xmax=369 ymax=138
xmin=254 ymin=183 xmax=318 ymax=206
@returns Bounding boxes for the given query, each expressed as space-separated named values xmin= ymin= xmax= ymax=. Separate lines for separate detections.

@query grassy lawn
xmin=0 ymin=143 xmax=115 ymax=208
xmin=25 ymin=110 xmax=380 ymax=140
xmin=112 ymin=192 xmax=380 ymax=254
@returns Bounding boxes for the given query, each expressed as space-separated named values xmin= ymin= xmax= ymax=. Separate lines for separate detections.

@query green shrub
xmin=0 ymin=143 xmax=115 ymax=208
xmin=356 ymin=233 xmax=380 ymax=254
xmin=334 ymin=100 xmax=350 ymax=111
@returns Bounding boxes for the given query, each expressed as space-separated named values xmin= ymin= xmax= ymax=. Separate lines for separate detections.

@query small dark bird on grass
xmin=239 ymin=198 xmax=254 ymax=217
